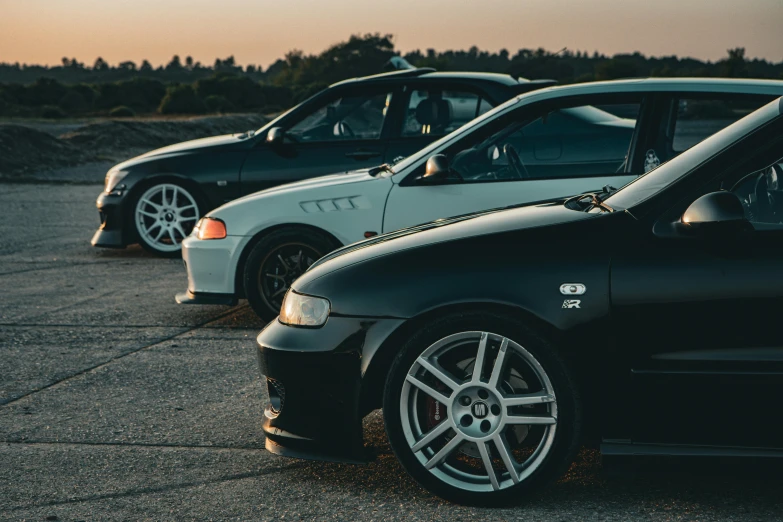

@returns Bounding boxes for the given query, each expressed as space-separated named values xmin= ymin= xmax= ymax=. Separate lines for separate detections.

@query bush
xmin=95 ymin=78 xmax=165 ymax=112
xmin=41 ymin=105 xmax=66 ymax=119
xmin=204 ymin=95 xmax=234 ymax=113
xmin=109 ymin=105 xmax=136 ymax=117
xmin=158 ymin=84 xmax=206 ymax=114
xmin=195 ymin=74 xmax=265 ymax=110
xmin=59 ymin=90 xmax=89 ymax=112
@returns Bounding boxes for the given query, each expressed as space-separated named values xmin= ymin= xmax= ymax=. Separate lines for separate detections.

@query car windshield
xmin=604 ymin=97 xmax=782 ymax=210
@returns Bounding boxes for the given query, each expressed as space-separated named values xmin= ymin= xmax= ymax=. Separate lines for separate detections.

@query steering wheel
xmin=336 ymin=121 xmax=355 ymax=138
xmin=504 ymin=144 xmax=530 ymax=179
xmin=753 ymin=168 xmax=774 ymax=223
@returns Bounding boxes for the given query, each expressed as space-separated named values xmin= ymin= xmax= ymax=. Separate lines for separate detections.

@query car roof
xmin=331 ymin=68 xmax=525 ymax=87
xmin=518 ymin=77 xmax=783 ymax=103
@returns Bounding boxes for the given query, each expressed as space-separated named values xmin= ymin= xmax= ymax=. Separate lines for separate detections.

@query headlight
xmin=279 ymin=290 xmax=330 ymax=327
xmin=195 ymin=217 xmax=227 ymax=240
xmin=104 ymin=170 xmax=128 ymax=194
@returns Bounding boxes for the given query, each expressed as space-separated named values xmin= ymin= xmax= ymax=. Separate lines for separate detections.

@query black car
xmin=91 ymin=68 xmax=552 ymax=256
xmin=255 ymin=97 xmax=783 ymax=505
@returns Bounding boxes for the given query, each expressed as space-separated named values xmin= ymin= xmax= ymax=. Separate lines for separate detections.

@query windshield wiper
xmin=368 ymin=163 xmax=394 ymax=177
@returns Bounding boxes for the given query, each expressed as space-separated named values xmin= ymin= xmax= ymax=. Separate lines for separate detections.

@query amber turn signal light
xmin=196 ymin=217 xmax=227 ymax=240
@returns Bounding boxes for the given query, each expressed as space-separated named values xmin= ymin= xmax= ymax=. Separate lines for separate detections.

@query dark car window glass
xmin=604 ymin=99 xmax=782 ymax=211
xmin=402 ymin=90 xmax=493 ymax=138
xmin=729 ymin=159 xmax=783 ymax=229
xmin=672 ymin=97 xmax=772 ymax=152
xmin=444 ymin=102 xmax=639 ymax=183
xmin=288 ymin=92 xmax=392 ymax=142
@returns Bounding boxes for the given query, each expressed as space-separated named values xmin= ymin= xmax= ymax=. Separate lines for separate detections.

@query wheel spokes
xmin=505 ymin=414 xmax=557 ymax=425
xmin=471 ymin=332 xmax=488 ymax=383
xmin=141 ymin=198 xmax=161 ymax=211
xmin=411 ymin=421 xmax=451 ymax=453
xmin=501 ymin=390 xmax=556 ymax=407
xmin=416 ymin=357 xmax=459 ymax=391
xmin=424 ymin=433 xmax=464 ymax=470
xmin=477 ymin=440 xmax=500 ymax=491
xmin=492 ymin=433 xmax=521 ymax=485
xmin=405 ymin=374 xmax=450 ymax=404
xmin=487 ymin=337 xmax=508 ymax=389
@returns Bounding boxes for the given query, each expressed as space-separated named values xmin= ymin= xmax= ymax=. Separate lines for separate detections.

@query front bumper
xmin=179 ymin=234 xmax=248 ymax=298
xmin=91 ymin=192 xmax=128 ymax=248
xmin=256 ymin=315 xmax=404 ymax=464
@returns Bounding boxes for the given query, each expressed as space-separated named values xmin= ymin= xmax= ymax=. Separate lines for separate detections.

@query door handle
xmin=345 ymin=150 xmax=381 ymax=160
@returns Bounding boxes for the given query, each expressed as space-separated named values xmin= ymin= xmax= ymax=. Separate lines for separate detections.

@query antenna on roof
xmin=384 ymin=56 xmax=416 ymax=71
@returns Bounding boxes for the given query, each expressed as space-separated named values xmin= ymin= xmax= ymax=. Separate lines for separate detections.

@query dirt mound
xmin=0 ymin=113 xmax=270 ymax=181
xmin=0 ymin=124 xmax=96 ymax=177
xmin=59 ymin=114 xmax=269 ymax=159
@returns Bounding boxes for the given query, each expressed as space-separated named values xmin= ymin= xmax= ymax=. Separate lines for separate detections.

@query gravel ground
xmin=1 ymin=184 xmax=782 ymax=521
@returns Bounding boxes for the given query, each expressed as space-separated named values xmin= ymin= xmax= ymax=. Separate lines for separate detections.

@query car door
xmin=382 ymin=94 xmax=648 ymax=233
xmin=383 ymin=84 xmax=498 ymax=165
xmin=239 ymin=85 xmax=399 ymax=195
xmin=610 ymin=125 xmax=783 ymax=449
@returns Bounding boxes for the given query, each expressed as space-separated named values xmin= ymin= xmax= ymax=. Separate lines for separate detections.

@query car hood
xmin=212 ymin=168 xmax=380 ymax=212
xmin=114 ymin=133 xmax=251 ymax=169
xmin=296 ymin=200 xmax=603 ymax=289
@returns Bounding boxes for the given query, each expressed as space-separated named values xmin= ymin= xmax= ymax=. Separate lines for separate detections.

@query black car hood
xmin=114 ymin=133 xmax=251 ymax=169
xmin=296 ymin=201 xmax=602 ymax=290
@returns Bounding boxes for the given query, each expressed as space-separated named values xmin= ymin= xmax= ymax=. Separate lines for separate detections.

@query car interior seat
xmin=415 ymin=93 xmax=453 ymax=135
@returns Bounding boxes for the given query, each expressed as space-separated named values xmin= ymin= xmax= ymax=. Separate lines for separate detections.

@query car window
xmin=604 ymin=98 xmax=783 ymax=211
xmin=670 ymin=96 xmax=773 ymax=153
xmin=402 ymin=89 xmax=493 ymax=138
xmin=730 ymin=160 xmax=783 ymax=229
xmin=440 ymin=102 xmax=640 ymax=183
xmin=288 ymin=91 xmax=392 ymax=142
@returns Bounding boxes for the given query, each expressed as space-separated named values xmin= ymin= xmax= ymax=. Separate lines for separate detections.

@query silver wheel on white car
xmin=384 ymin=313 xmax=580 ymax=506
xmin=134 ymin=183 xmax=200 ymax=257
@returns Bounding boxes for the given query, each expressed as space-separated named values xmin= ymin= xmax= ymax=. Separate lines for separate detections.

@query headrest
xmin=415 ymin=97 xmax=452 ymax=127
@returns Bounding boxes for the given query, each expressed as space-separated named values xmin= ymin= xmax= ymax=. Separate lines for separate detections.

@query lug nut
xmin=478 ymin=389 xmax=489 ymax=400
xmin=459 ymin=396 xmax=471 ymax=406
xmin=460 ymin=414 xmax=473 ymax=427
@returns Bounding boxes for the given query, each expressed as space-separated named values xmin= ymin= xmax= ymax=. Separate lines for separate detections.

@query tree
xmin=185 ymin=56 xmax=194 ymax=69
xmin=166 ymin=55 xmax=183 ymax=70
xmin=119 ymin=61 xmax=137 ymax=72
xmin=140 ymin=60 xmax=153 ymax=72
xmin=93 ymin=57 xmax=109 ymax=71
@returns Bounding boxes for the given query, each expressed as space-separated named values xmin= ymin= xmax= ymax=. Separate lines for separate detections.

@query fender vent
xmin=299 ymin=195 xmax=371 ymax=213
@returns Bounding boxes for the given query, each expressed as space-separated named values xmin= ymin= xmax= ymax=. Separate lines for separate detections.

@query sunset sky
xmin=2 ymin=0 xmax=781 ymax=68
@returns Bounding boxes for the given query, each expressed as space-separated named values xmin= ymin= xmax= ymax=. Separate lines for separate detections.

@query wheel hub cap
xmin=135 ymin=184 xmax=200 ymax=252
xmin=400 ymin=331 xmax=559 ymax=493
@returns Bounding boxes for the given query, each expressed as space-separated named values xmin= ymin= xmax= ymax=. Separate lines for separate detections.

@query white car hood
xmin=228 ymin=169 xmax=378 ymax=206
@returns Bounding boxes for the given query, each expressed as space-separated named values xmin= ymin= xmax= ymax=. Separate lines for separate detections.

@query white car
xmin=177 ymin=78 xmax=783 ymax=319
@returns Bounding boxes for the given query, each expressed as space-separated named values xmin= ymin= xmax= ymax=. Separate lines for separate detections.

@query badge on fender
xmin=562 ymin=300 xmax=581 ymax=309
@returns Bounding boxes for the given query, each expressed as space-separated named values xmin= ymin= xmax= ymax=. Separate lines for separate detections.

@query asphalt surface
xmin=1 ymin=183 xmax=782 ymax=521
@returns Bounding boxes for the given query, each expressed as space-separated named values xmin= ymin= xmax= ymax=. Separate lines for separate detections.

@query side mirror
xmin=681 ymin=191 xmax=751 ymax=235
xmin=266 ymin=127 xmax=286 ymax=147
xmin=420 ymin=154 xmax=454 ymax=185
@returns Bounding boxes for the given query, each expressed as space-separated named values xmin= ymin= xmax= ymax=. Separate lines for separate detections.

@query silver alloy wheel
xmin=400 ymin=331 xmax=557 ymax=493
xmin=135 ymin=183 xmax=200 ymax=252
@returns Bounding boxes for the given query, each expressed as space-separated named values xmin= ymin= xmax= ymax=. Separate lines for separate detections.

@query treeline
xmin=1 ymin=33 xmax=781 ymax=119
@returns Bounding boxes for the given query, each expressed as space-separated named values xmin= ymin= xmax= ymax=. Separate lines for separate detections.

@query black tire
xmin=242 ymin=227 xmax=338 ymax=321
xmin=383 ymin=310 xmax=581 ymax=506
xmin=131 ymin=181 xmax=204 ymax=258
